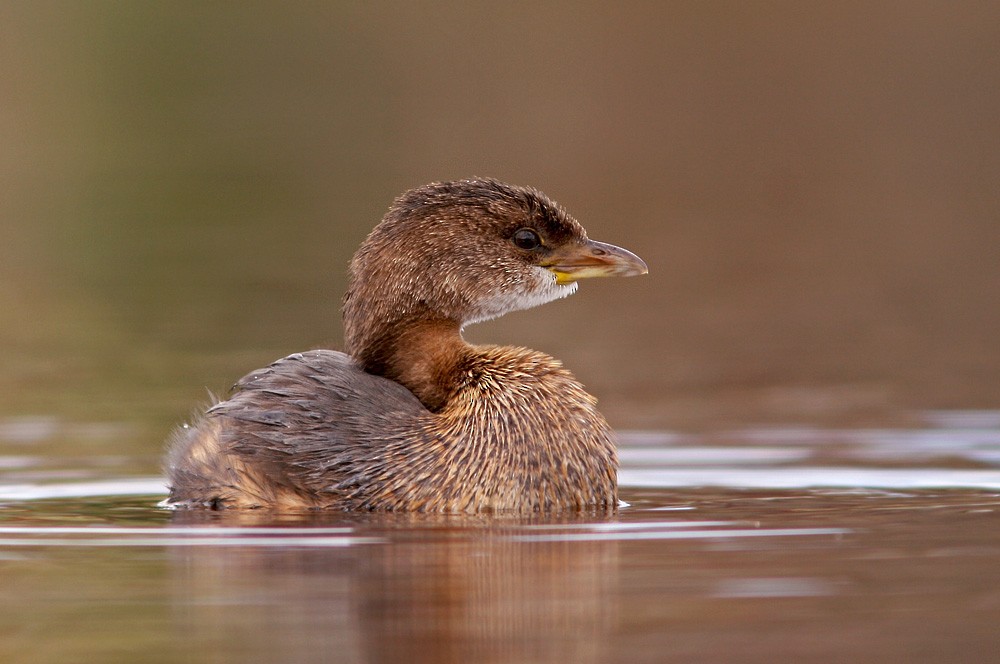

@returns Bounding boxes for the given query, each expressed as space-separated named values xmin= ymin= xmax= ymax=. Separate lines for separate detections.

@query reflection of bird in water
xmin=167 ymin=511 xmax=620 ymax=664
xmin=165 ymin=178 xmax=647 ymax=511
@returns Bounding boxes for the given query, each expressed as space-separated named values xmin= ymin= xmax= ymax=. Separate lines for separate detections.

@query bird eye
xmin=512 ymin=228 xmax=542 ymax=250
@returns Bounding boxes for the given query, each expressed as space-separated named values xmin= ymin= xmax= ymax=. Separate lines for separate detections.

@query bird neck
xmin=348 ymin=317 xmax=470 ymax=412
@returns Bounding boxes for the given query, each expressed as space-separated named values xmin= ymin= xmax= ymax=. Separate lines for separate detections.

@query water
xmin=2 ymin=413 xmax=1000 ymax=663
xmin=3 ymin=4 xmax=1000 ymax=662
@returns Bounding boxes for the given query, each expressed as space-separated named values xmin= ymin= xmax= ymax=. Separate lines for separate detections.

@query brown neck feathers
xmin=349 ymin=317 xmax=469 ymax=412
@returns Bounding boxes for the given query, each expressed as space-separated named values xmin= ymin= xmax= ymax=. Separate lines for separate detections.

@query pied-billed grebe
xmin=165 ymin=178 xmax=647 ymax=512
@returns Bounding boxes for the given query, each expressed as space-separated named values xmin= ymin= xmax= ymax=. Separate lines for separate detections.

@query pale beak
xmin=542 ymin=239 xmax=648 ymax=285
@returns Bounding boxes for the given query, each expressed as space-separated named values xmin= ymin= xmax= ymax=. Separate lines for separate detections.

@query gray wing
xmin=167 ymin=349 xmax=431 ymax=507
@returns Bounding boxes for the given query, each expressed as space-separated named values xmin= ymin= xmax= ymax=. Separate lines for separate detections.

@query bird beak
xmin=541 ymin=239 xmax=649 ymax=286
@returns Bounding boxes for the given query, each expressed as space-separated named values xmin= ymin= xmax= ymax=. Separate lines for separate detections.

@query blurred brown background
xmin=1 ymin=2 xmax=998 ymax=451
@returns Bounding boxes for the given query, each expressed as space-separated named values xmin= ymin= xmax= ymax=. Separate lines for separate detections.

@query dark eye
xmin=512 ymin=228 xmax=542 ymax=250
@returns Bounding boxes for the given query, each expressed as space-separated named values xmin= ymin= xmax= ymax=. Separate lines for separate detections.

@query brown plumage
xmin=164 ymin=178 xmax=647 ymax=512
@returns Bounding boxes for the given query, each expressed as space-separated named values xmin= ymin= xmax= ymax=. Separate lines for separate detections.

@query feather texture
xmin=164 ymin=178 xmax=642 ymax=512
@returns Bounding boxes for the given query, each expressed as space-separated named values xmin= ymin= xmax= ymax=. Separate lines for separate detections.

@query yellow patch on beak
xmin=550 ymin=270 xmax=579 ymax=286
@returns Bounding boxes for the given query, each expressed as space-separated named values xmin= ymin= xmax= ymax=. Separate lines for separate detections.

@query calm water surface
xmin=2 ymin=411 xmax=999 ymax=664
xmin=4 ymin=5 xmax=1000 ymax=662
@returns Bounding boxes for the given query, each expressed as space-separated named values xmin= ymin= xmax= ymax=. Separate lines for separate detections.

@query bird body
xmin=165 ymin=179 xmax=646 ymax=512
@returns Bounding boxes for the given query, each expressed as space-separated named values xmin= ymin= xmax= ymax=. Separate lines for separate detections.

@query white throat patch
xmin=464 ymin=267 xmax=578 ymax=326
